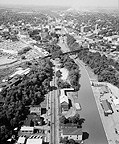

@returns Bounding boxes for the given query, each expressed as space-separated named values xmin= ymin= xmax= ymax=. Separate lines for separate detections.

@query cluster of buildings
xmin=92 ymin=82 xmax=119 ymax=117
xmin=15 ymin=103 xmax=49 ymax=144
xmin=59 ymin=88 xmax=82 ymax=141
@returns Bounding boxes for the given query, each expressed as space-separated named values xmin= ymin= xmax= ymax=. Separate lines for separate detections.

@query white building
xmin=17 ymin=136 xmax=26 ymax=144
xmin=26 ymin=135 xmax=42 ymax=144
xmin=9 ymin=68 xmax=30 ymax=78
xmin=61 ymin=128 xmax=82 ymax=141
xmin=20 ymin=126 xmax=34 ymax=134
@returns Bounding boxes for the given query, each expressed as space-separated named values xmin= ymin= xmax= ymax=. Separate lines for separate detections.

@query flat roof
xmin=20 ymin=126 xmax=34 ymax=131
xmin=113 ymin=99 xmax=119 ymax=105
xmin=63 ymin=128 xmax=82 ymax=135
xmin=17 ymin=136 xmax=26 ymax=144
xmin=75 ymin=103 xmax=81 ymax=110
xmin=26 ymin=138 xmax=42 ymax=144
xmin=101 ymin=100 xmax=112 ymax=112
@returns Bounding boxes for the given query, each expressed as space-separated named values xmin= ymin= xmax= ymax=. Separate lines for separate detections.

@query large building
xmin=61 ymin=127 xmax=82 ymax=141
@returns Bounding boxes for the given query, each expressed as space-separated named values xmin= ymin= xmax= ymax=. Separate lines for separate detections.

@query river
xmin=77 ymin=59 xmax=108 ymax=144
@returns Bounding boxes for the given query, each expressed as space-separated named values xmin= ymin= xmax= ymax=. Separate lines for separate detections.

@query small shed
xmin=74 ymin=103 xmax=81 ymax=110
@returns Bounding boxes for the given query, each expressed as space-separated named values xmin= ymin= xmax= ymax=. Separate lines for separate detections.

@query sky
xmin=0 ymin=0 xmax=118 ymax=8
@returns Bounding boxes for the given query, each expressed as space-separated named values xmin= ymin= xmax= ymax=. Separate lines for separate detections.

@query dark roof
xmin=63 ymin=128 xmax=82 ymax=135
xmin=61 ymin=123 xmax=78 ymax=128
xmin=24 ymin=114 xmax=41 ymax=126
xmin=101 ymin=100 xmax=112 ymax=112
xmin=61 ymin=101 xmax=69 ymax=106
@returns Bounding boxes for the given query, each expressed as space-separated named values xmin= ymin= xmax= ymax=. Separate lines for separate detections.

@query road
xmin=49 ymin=76 xmax=60 ymax=144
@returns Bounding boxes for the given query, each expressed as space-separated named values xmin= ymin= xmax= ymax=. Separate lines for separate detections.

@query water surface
xmin=78 ymin=61 xmax=108 ymax=144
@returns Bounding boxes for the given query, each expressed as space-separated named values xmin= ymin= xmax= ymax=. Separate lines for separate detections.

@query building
xmin=99 ymin=85 xmax=110 ymax=95
xmin=60 ymin=123 xmax=78 ymax=129
xmin=113 ymin=98 xmax=119 ymax=112
xmin=20 ymin=126 xmax=34 ymax=134
xmin=17 ymin=135 xmax=26 ymax=144
xmin=60 ymin=95 xmax=69 ymax=112
xmin=60 ymin=89 xmax=69 ymax=112
xmin=9 ymin=68 xmax=30 ymax=78
xmin=101 ymin=86 xmax=109 ymax=93
xmin=30 ymin=106 xmax=41 ymax=115
xmin=61 ymin=127 xmax=82 ymax=141
xmin=101 ymin=100 xmax=113 ymax=116
xmin=26 ymin=135 xmax=43 ymax=144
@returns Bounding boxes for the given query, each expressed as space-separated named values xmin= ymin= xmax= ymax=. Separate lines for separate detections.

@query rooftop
xmin=17 ymin=136 xmax=26 ymax=144
xmin=26 ymin=136 xmax=42 ymax=144
xmin=63 ymin=128 xmax=82 ymax=135
xmin=60 ymin=95 xmax=69 ymax=104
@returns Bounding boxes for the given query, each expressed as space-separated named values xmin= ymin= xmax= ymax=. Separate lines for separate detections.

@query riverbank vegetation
xmin=42 ymin=43 xmax=81 ymax=91
xmin=66 ymin=34 xmax=119 ymax=88
xmin=77 ymin=49 xmax=119 ymax=87
xmin=0 ymin=58 xmax=54 ymax=144
xmin=59 ymin=114 xmax=85 ymax=128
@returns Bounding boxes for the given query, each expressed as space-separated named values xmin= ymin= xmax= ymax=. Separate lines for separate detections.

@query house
xmin=60 ymin=89 xmax=69 ymax=112
xmin=61 ymin=127 xmax=82 ymax=141
xmin=60 ymin=95 xmax=69 ymax=112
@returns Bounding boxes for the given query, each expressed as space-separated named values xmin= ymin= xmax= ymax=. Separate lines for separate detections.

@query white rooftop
xmin=60 ymin=95 xmax=69 ymax=104
xmin=17 ymin=136 xmax=26 ymax=144
xmin=113 ymin=99 xmax=119 ymax=105
xmin=9 ymin=68 xmax=30 ymax=78
xmin=75 ymin=103 xmax=81 ymax=110
xmin=26 ymin=137 xmax=42 ymax=144
xmin=20 ymin=126 xmax=34 ymax=131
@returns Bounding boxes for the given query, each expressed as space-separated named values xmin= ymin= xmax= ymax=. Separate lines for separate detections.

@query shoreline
xmin=78 ymin=59 xmax=117 ymax=144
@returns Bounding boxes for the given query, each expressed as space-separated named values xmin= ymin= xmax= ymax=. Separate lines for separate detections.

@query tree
xmin=59 ymin=116 xmax=67 ymax=124
xmin=57 ymin=78 xmax=71 ymax=89
xmin=21 ymin=55 xmax=26 ymax=59
xmin=56 ymin=70 xmax=62 ymax=78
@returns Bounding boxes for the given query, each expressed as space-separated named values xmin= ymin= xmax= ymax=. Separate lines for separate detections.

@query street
xmin=49 ymin=76 xmax=60 ymax=144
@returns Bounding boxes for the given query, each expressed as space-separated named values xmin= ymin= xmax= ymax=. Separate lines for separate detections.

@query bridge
xmin=41 ymin=48 xmax=89 ymax=59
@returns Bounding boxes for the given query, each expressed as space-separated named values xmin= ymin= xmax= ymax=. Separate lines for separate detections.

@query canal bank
xmin=75 ymin=58 xmax=108 ymax=144
xmin=78 ymin=59 xmax=118 ymax=144
xmin=58 ymin=41 xmax=108 ymax=144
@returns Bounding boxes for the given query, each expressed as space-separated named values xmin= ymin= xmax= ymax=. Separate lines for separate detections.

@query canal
xmin=77 ymin=59 xmax=108 ymax=144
